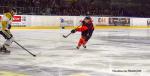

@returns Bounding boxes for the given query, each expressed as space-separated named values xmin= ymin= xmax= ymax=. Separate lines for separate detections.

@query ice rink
xmin=0 ymin=29 xmax=150 ymax=76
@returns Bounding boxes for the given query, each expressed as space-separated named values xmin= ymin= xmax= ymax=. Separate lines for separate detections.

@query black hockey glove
xmin=8 ymin=24 xmax=12 ymax=29
xmin=71 ymin=29 xmax=76 ymax=33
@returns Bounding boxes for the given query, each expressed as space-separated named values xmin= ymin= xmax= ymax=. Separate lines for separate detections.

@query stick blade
xmin=33 ymin=55 xmax=36 ymax=57
xmin=63 ymin=35 xmax=67 ymax=38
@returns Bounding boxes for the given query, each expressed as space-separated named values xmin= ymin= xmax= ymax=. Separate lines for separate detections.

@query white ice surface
xmin=0 ymin=29 xmax=150 ymax=76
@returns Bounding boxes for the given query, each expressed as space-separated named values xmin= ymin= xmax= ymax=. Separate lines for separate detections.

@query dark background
xmin=0 ymin=0 xmax=149 ymax=17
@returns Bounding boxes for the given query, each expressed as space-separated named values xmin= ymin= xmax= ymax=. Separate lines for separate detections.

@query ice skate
xmin=76 ymin=46 xmax=80 ymax=49
xmin=0 ymin=46 xmax=11 ymax=54
xmin=83 ymin=45 xmax=86 ymax=48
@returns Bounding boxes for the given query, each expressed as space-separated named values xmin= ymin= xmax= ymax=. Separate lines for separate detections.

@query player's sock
xmin=77 ymin=37 xmax=84 ymax=49
xmin=83 ymin=40 xmax=87 ymax=48
xmin=77 ymin=44 xmax=81 ymax=49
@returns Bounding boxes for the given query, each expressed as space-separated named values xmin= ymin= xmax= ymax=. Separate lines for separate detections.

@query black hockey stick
xmin=62 ymin=23 xmax=82 ymax=38
xmin=2 ymin=30 xmax=36 ymax=57
xmin=13 ymin=41 xmax=36 ymax=57
xmin=63 ymin=33 xmax=72 ymax=38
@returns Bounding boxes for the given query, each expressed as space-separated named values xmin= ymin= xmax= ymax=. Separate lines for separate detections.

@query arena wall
xmin=0 ymin=15 xmax=150 ymax=29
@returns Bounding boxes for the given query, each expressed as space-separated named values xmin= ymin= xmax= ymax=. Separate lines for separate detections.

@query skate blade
xmin=0 ymin=51 xmax=11 ymax=55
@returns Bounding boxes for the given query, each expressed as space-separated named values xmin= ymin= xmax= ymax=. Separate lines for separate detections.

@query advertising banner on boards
xmin=109 ymin=17 xmax=130 ymax=26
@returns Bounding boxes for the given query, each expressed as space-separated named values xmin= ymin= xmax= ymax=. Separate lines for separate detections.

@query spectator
xmin=0 ymin=0 xmax=149 ymax=17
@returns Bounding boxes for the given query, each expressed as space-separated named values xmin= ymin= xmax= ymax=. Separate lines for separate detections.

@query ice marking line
xmin=0 ymin=71 xmax=29 ymax=76
xmin=69 ymin=73 xmax=90 ymax=76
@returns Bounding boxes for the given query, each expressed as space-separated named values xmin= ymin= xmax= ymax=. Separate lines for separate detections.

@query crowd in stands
xmin=0 ymin=0 xmax=148 ymax=17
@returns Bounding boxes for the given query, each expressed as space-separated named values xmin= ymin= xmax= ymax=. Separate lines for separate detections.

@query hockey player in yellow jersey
xmin=0 ymin=8 xmax=17 ymax=53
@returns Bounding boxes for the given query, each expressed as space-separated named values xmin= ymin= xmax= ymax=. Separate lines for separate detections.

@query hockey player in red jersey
xmin=71 ymin=16 xmax=94 ymax=49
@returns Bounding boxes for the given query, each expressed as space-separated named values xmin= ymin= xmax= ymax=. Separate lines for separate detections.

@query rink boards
xmin=1 ymin=15 xmax=150 ymax=28
xmin=11 ymin=25 xmax=150 ymax=30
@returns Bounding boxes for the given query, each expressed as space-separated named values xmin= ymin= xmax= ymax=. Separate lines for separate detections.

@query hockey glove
xmin=71 ymin=29 xmax=76 ymax=33
xmin=7 ymin=24 xmax=12 ymax=29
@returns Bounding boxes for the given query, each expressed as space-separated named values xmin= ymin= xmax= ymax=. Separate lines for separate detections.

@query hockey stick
xmin=1 ymin=27 xmax=36 ymax=57
xmin=63 ymin=33 xmax=72 ymax=38
xmin=62 ymin=23 xmax=82 ymax=38
xmin=13 ymin=40 xmax=36 ymax=57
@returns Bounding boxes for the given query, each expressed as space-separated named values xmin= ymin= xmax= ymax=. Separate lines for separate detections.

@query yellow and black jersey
xmin=1 ymin=12 xmax=13 ymax=30
xmin=0 ymin=12 xmax=13 ymax=39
